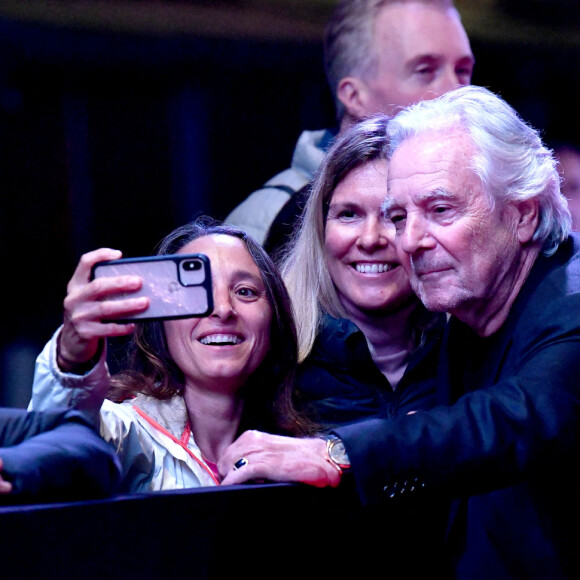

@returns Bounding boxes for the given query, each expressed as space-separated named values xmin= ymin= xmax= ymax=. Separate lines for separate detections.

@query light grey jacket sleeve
xmin=28 ymin=327 xmax=111 ymax=426
xmin=224 ymin=129 xmax=329 ymax=243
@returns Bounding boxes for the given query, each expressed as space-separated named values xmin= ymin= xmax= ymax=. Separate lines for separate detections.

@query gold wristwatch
xmin=324 ymin=434 xmax=351 ymax=473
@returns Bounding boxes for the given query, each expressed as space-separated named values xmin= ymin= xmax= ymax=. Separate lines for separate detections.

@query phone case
xmin=91 ymin=253 xmax=213 ymax=322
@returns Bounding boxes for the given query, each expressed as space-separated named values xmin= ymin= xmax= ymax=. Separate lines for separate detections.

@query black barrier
xmin=0 ymin=479 xmax=454 ymax=580
xmin=1 ymin=482 xmax=366 ymax=579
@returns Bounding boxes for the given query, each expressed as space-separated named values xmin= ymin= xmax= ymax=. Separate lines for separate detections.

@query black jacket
xmin=296 ymin=312 xmax=445 ymax=429
xmin=297 ymin=311 xmax=453 ymax=577
xmin=336 ymin=234 xmax=580 ymax=578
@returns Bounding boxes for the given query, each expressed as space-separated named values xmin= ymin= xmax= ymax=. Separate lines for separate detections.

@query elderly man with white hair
xmin=220 ymin=86 xmax=580 ymax=578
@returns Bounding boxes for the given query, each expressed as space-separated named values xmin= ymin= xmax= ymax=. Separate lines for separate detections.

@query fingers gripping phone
xmin=91 ymin=253 xmax=213 ymax=322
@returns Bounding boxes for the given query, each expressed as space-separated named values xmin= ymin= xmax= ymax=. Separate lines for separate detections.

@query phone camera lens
xmin=182 ymin=259 xmax=202 ymax=271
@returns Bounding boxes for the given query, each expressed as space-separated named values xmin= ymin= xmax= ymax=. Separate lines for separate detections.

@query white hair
xmin=386 ymin=85 xmax=571 ymax=255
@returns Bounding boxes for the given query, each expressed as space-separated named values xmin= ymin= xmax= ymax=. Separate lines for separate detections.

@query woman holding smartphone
xmin=29 ymin=219 xmax=308 ymax=491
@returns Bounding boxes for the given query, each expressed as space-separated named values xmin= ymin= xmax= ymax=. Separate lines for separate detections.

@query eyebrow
xmin=382 ymin=188 xmax=454 ymax=213
xmin=327 ymin=199 xmax=362 ymax=212
xmin=406 ymin=54 xmax=441 ymax=71
xmin=458 ymin=55 xmax=476 ymax=67
xmin=231 ymin=269 xmax=265 ymax=287
xmin=415 ymin=188 xmax=455 ymax=203
xmin=406 ymin=53 xmax=475 ymax=72
xmin=381 ymin=196 xmax=397 ymax=213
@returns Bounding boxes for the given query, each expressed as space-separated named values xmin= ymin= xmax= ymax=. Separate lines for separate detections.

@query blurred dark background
xmin=0 ymin=0 xmax=578 ymax=406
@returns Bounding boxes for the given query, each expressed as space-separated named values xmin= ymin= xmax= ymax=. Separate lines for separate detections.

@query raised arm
xmin=29 ymin=248 xmax=149 ymax=418
xmin=57 ymin=247 xmax=143 ymax=372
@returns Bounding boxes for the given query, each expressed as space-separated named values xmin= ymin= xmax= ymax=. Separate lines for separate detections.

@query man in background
xmin=225 ymin=0 xmax=474 ymax=251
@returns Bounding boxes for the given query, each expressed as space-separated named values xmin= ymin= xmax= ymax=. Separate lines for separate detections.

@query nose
xmin=210 ymin=284 xmax=236 ymax=319
xmin=358 ymin=216 xmax=389 ymax=251
xmin=399 ymin=212 xmax=435 ymax=255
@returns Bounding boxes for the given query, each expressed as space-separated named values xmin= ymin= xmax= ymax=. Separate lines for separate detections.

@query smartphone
xmin=91 ymin=253 xmax=213 ymax=322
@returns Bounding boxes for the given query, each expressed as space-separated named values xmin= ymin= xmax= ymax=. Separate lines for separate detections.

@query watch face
xmin=329 ymin=439 xmax=350 ymax=468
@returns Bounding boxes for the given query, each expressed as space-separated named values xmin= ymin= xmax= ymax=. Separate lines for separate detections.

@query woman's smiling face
xmin=163 ymin=234 xmax=272 ymax=394
xmin=324 ymin=159 xmax=414 ymax=319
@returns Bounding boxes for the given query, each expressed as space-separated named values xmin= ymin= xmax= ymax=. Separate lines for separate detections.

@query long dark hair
xmin=109 ymin=217 xmax=309 ymax=435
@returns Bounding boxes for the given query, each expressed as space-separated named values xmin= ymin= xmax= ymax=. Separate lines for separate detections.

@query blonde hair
xmin=280 ymin=114 xmax=391 ymax=361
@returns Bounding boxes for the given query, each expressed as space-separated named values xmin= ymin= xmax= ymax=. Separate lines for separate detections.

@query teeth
xmin=355 ymin=263 xmax=395 ymax=273
xmin=200 ymin=334 xmax=242 ymax=345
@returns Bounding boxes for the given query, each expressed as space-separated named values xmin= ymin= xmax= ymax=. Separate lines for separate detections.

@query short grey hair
xmin=324 ymin=0 xmax=457 ymax=122
xmin=385 ymin=85 xmax=572 ymax=255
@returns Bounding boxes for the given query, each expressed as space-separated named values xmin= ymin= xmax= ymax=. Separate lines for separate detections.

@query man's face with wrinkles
xmin=385 ymin=129 xmax=526 ymax=330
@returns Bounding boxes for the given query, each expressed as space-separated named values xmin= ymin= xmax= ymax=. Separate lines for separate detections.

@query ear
xmin=337 ymin=76 xmax=370 ymax=121
xmin=515 ymin=197 xmax=540 ymax=244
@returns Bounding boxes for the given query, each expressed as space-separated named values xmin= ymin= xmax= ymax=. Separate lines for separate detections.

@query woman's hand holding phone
xmin=58 ymin=248 xmax=146 ymax=373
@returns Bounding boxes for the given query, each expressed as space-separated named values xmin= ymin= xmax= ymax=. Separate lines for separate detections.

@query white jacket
xmin=29 ymin=330 xmax=218 ymax=492
xmin=224 ymin=129 xmax=334 ymax=243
